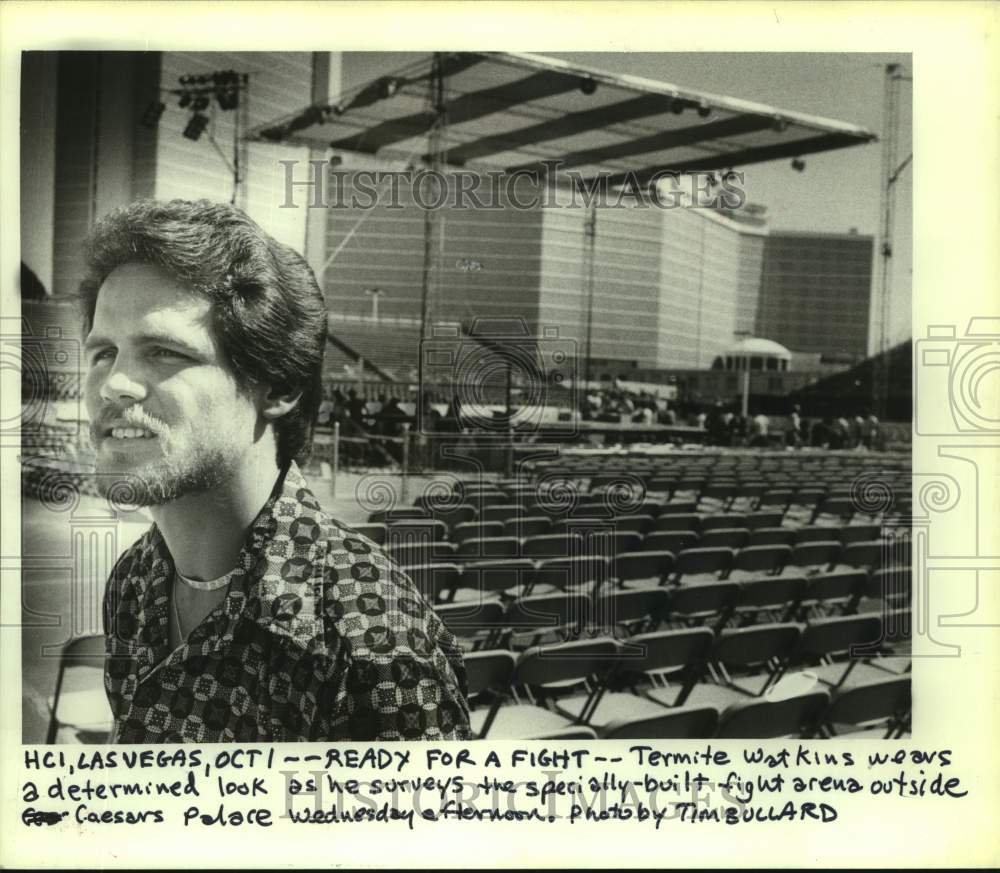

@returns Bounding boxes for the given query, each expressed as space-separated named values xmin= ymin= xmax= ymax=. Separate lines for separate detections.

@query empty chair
xmin=592 ymin=587 xmax=670 ymax=637
xmin=426 ymin=503 xmax=478 ymax=532
xmin=505 ymin=591 xmax=591 ymax=648
xmin=46 ymin=635 xmax=112 ymax=744
xmin=746 ymin=511 xmax=784 ymax=531
xmin=700 ymin=514 xmax=747 ymax=532
xmin=614 ymin=550 xmax=675 ymax=589
xmin=699 ymin=528 xmax=749 ymax=550
xmin=822 ymin=675 xmax=911 ymax=738
xmin=757 ymin=488 xmax=793 ymax=514
xmin=368 ymin=507 xmax=428 ymax=524
xmin=688 ymin=622 xmax=803 ymax=706
xmin=464 ymin=650 xmax=518 ymax=738
xmin=481 ymin=638 xmax=621 ymax=738
xmin=597 ymin=627 xmax=716 ymax=714
xmin=794 ymin=613 xmax=884 ymax=689
xmin=857 ymin=567 xmax=911 ymax=612
xmin=657 ymin=501 xmax=698 ymax=516
xmin=794 ymin=525 xmax=840 ymax=544
xmin=840 ymin=540 xmax=883 ymax=570
xmin=454 ymin=536 xmax=521 ymax=561
xmin=434 ymin=600 xmax=507 ymax=650
xmin=799 ymin=570 xmax=867 ymax=618
xmin=840 ymin=523 xmax=882 ymax=545
xmin=453 ymin=559 xmax=537 ymax=602
xmin=786 ymin=541 xmax=841 ymax=575
xmin=715 ymin=690 xmax=830 ymax=739
xmin=601 ymin=706 xmax=719 ymax=739
xmin=748 ymin=527 xmax=796 ymax=548
xmin=732 ymin=575 xmax=807 ymax=624
xmin=532 ymin=555 xmax=612 ymax=594
xmin=452 ymin=520 xmax=505 ymax=543
xmin=643 ymin=531 xmax=698 ymax=555
xmin=386 ymin=540 xmax=455 ymax=567
xmin=663 ymin=581 xmax=739 ymax=629
xmin=521 ymin=532 xmax=581 ymax=559
xmin=481 ymin=504 xmax=526 ymax=524
xmin=697 ymin=482 xmax=738 ymax=512
xmin=671 ymin=547 xmax=735 ymax=583
xmin=384 ymin=517 xmax=449 ymax=544
xmin=729 ymin=544 xmax=792 ymax=580
xmin=400 ymin=562 xmax=461 ymax=604
xmin=502 ymin=515 xmax=551 ymax=540
xmin=351 ymin=522 xmax=386 ymax=545
xmin=527 ymin=726 xmax=599 ymax=740
xmin=611 ymin=514 xmax=655 ymax=535
xmin=811 ymin=496 xmax=856 ymax=525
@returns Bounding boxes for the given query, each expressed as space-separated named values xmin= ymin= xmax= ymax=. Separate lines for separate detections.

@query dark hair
xmin=79 ymin=199 xmax=327 ymax=469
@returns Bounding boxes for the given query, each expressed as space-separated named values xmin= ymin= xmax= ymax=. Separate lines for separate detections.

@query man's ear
xmin=261 ymin=386 xmax=302 ymax=421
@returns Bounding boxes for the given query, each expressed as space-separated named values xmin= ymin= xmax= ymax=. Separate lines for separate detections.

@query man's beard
xmin=94 ymin=437 xmax=237 ymax=507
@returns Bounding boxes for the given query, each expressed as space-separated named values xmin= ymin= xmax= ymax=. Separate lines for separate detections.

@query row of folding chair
xmin=463 ymin=626 xmax=910 ymax=739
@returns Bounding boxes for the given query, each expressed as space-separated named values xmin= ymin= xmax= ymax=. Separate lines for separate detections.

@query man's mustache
xmin=91 ymin=406 xmax=170 ymax=437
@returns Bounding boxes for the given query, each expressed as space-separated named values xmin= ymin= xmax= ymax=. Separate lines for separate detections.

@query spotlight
xmin=140 ymin=100 xmax=165 ymax=130
xmin=579 ymin=77 xmax=598 ymax=95
xmin=791 ymin=157 xmax=806 ymax=172
xmin=191 ymin=94 xmax=210 ymax=112
xmin=183 ymin=112 xmax=209 ymax=141
xmin=697 ymin=103 xmax=712 ymax=118
xmin=178 ymin=91 xmax=192 ymax=109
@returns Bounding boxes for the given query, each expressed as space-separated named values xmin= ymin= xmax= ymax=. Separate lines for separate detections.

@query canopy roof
xmin=251 ymin=52 xmax=877 ymax=184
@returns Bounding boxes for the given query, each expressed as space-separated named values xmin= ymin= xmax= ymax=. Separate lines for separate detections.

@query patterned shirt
xmin=102 ymin=463 xmax=471 ymax=742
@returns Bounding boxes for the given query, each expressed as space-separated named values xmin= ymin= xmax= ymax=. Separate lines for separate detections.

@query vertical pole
xmin=331 ymin=420 xmax=340 ymax=497
xmin=583 ymin=200 xmax=597 ymax=387
xmin=741 ymin=370 xmax=750 ymax=418
xmin=401 ymin=422 xmax=411 ymax=503
xmin=417 ymin=52 xmax=445 ymax=436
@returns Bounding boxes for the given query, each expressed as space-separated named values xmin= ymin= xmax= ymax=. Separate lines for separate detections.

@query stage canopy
xmin=250 ymin=52 xmax=876 ymax=183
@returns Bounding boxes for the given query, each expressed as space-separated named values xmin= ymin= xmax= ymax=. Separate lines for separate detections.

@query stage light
xmin=791 ymin=158 xmax=806 ymax=172
xmin=183 ymin=112 xmax=209 ymax=141
xmin=580 ymin=77 xmax=598 ymax=95
xmin=140 ymin=101 xmax=166 ymax=129
xmin=697 ymin=103 xmax=711 ymax=118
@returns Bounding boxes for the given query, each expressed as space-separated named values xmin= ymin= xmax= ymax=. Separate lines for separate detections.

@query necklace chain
xmin=176 ymin=567 xmax=233 ymax=592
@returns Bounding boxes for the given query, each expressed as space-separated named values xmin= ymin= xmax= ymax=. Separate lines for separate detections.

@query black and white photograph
xmin=3 ymin=2 xmax=998 ymax=867
xmin=18 ymin=45 xmax=914 ymax=745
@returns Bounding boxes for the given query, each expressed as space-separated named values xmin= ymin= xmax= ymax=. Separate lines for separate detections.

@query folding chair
xmin=729 ymin=544 xmax=791 ymax=580
xmin=748 ymin=527 xmax=796 ymax=548
xmin=351 ymin=523 xmax=386 ymax=545
xmin=521 ymin=532 xmax=581 ymax=559
xmin=592 ymin=587 xmax=670 ymax=637
xmin=700 ymin=514 xmax=747 ymax=532
xmin=386 ymin=540 xmax=455 ymax=567
xmin=434 ymin=600 xmax=507 ymax=651
xmin=794 ymin=525 xmax=839 ymax=544
xmin=614 ymin=550 xmax=675 ymax=589
xmin=480 ymin=638 xmax=620 ymax=738
xmin=746 ymin=511 xmax=785 ymax=531
xmin=785 ymin=541 xmax=842 ymax=576
xmin=840 ymin=540 xmax=883 ymax=571
xmin=532 ymin=555 xmax=612 ymax=595
xmin=732 ymin=575 xmax=807 ymax=625
xmin=528 ymin=726 xmax=599 ymax=740
xmin=657 ymin=501 xmax=698 ymax=516
xmin=600 ymin=706 xmax=719 ymax=739
xmin=793 ymin=614 xmax=885 ymax=689
xmin=663 ymin=581 xmax=739 ymax=630
xmin=384 ymin=518 xmax=449 ymax=545
xmin=46 ymin=635 xmax=112 ymax=744
xmin=454 ymin=536 xmax=521 ymax=561
xmin=671 ymin=547 xmax=735 ymax=584
xmin=426 ymin=503 xmax=478 ymax=530
xmin=855 ymin=567 xmax=911 ymax=613
xmin=481 ymin=504 xmax=527 ymax=525
xmin=715 ymin=690 xmax=830 ymax=739
xmin=689 ymin=622 xmax=803 ymax=706
xmin=643 ymin=531 xmax=698 ymax=555
xmin=699 ymin=528 xmax=750 ymax=550
xmin=368 ymin=507 xmax=428 ymax=524
xmin=505 ymin=591 xmax=591 ymax=649
xmin=811 ymin=496 xmax=856 ymax=525
xmin=611 ymin=514 xmax=655 ymax=535
xmin=502 ymin=515 xmax=551 ymax=540
xmin=757 ymin=488 xmax=794 ymax=515
xmin=464 ymin=650 xmax=518 ymax=738
xmin=840 ymin=523 xmax=882 ymax=545
xmin=452 ymin=520 xmax=505 ymax=543
xmin=400 ymin=562 xmax=461 ymax=605
xmin=821 ymin=676 xmax=911 ymax=738
xmin=797 ymin=570 xmax=866 ymax=618
xmin=452 ymin=558 xmax=537 ymax=602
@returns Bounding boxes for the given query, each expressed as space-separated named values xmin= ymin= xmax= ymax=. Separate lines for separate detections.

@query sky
xmin=343 ymin=52 xmax=913 ymax=351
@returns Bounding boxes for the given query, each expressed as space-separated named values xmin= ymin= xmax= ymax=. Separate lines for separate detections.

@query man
xmin=81 ymin=199 xmax=470 ymax=742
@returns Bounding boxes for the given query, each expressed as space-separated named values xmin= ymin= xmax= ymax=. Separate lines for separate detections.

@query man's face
xmin=83 ymin=263 xmax=264 ymax=505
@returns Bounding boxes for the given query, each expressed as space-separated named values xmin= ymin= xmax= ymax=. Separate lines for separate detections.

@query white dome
xmin=726 ymin=337 xmax=792 ymax=359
